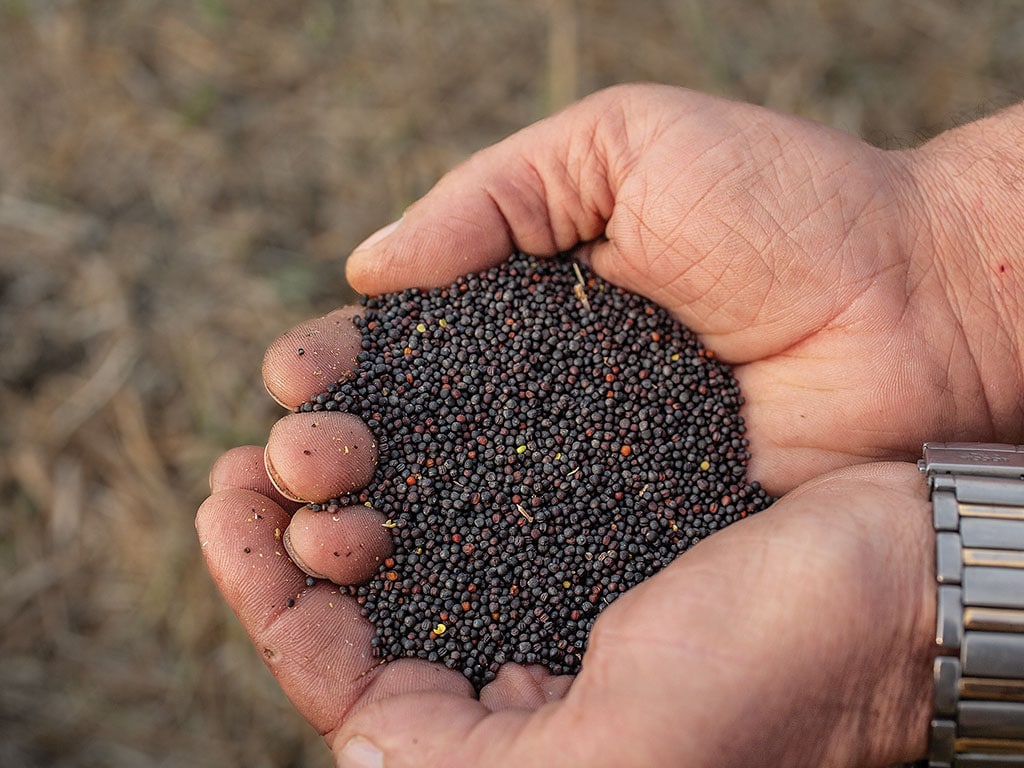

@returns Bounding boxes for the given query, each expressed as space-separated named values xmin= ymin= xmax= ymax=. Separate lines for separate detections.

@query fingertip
xmin=333 ymin=692 xmax=494 ymax=768
xmin=263 ymin=307 xmax=363 ymax=409
xmin=336 ymin=736 xmax=383 ymax=768
xmin=284 ymin=505 xmax=394 ymax=584
xmin=196 ymin=489 xmax=307 ymax=626
xmin=265 ymin=411 xmax=378 ymax=503
xmin=345 ymin=216 xmax=511 ymax=296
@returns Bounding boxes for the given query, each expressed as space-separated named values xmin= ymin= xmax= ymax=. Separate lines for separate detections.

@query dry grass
xmin=1 ymin=2 xmax=1021 ymax=766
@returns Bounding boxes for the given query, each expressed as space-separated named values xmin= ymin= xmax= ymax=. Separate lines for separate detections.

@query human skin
xmin=200 ymin=459 xmax=934 ymax=767
xmin=197 ymin=84 xmax=1024 ymax=766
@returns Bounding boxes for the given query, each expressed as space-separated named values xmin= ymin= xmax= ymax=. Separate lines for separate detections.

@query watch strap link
xmin=922 ymin=443 xmax=1024 ymax=767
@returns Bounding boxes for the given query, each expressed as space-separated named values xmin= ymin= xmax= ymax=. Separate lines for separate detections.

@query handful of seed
xmin=300 ymin=252 xmax=773 ymax=689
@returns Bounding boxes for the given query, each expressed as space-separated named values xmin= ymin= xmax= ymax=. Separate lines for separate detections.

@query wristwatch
xmin=921 ymin=442 xmax=1024 ymax=767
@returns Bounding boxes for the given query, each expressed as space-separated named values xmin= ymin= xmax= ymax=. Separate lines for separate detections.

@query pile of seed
xmin=300 ymin=252 xmax=773 ymax=689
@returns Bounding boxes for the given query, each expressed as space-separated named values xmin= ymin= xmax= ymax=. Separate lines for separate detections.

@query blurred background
xmin=1 ymin=1 xmax=1022 ymax=766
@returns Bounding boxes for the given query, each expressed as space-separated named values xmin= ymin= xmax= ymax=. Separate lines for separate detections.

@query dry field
xmin=1 ymin=2 xmax=1022 ymax=766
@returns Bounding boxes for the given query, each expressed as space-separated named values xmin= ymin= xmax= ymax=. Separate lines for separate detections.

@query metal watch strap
xmin=921 ymin=442 xmax=1024 ymax=767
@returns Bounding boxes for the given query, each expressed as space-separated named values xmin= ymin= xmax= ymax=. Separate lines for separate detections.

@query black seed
xmin=298 ymin=253 xmax=774 ymax=690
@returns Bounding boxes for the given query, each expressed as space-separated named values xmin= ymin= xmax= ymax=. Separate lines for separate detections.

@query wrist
xmin=843 ymin=462 xmax=937 ymax=766
xmin=900 ymin=106 xmax=1024 ymax=440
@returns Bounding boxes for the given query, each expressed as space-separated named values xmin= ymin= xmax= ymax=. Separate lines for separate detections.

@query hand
xmin=198 ymin=457 xmax=934 ymax=767
xmin=197 ymin=84 xmax=1024 ymax=766
xmin=339 ymin=84 xmax=1024 ymax=494
xmin=253 ymin=84 xmax=1024 ymax=565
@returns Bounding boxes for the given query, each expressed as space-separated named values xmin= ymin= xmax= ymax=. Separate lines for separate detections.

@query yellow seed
xmin=416 ymin=322 xmax=426 ymax=333
xmin=516 ymin=445 xmax=528 ymax=454
xmin=433 ymin=623 xmax=447 ymax=635
xmin=382 ymin=519 xmax=397 ymax=528
xmin=562 ymin=581 xmax=571 ymax=588
xmin=700 ymin=460 xmax=710 ymax=471
xmin=438 ymin=318 xmax=448 ymax=327
xmin=671 ymin=353 xmax=680 ymax=361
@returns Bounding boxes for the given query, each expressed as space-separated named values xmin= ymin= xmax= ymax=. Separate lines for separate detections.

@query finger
xmin=345 ymin=86 xmax=625 ymax=295
xmin=334 ymin=680 xmax=634 ymax=768
xmin=283 ymin=505 xmax=393 ymax=584
xmin=334 ymin=692 xmax=565 ymax=768
xmin=199 ymin=488 xmax=488 ymax=743
xmin=265 ymin=412 xmax=377 ymax=503
xmin=196 ymin=488 xmax=378 ymax=732
xmin=210 ymin=444 xmax=302 ymax=512
xmin=263 ymin=307 xmax=363 ymax=409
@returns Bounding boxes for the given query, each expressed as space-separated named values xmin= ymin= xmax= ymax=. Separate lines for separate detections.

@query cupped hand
xmin=341 ymin=83 xmax=1019 ymax=493
xmin=199 ymin=454 xmax=934 ymax=768
xmin=193 ymin=83 xmax=988 ymax=767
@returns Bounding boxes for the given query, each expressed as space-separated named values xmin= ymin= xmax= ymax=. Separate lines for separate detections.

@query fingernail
xmin=263 ymin=446 xmax=306 ymax=503
xmin=282 ymin=526 xmax=330 ymax=580
xmin=353 ymin=219 xmax=401 ymax=252
xmin=338 ymin=736 xmax=383 ymax=768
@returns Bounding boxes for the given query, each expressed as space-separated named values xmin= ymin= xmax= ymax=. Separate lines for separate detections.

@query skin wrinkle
xmin=337 ymin=665 xmax=429 ymax=735
xmin=563 ymin=114 xmax=616 ymax=227
xmin=695 ymin=214 xmax=770 ymax=319
xmin=884 ymin=213 xmax=981 ymax=444
xmin=903 ymin=136 xmax=1024 ymax=438
xmin=611 ymin=194 xmax=685 ymax=289
xmin=926 ymin=246 xmax=999 ymax=434
xmin=266 ymin=613 xmax=379 ymax=740
xmin=686 ymin=221 xmax=773 ymax=327
xmin=667 ymin=131 xmax=749 ymax=225
xmin=703 ymin=131 xmax=890 ymax=342
xmin=766 ymin=200 xmax=900 ymax=348
xmin=460 ymin=181 xmax=515 ymax=252
xmin=544 ymin=146 xmax=608 ymax=248
xmin=317 ymin=665 xmax=374 ymax=741
xmin=479 ymin=172 xmax=552 ymax=254
xmin=485 ymin=137 xmax=601 ymax=258
xmin=590 ymin=95 xmax=642 ymax=201
xmin=621 ymin=152 xmax=769 ymax=323
xmin=741 ymin=199 xmax=823 ymax=328
xmin=517 ymin=156 xmax=561 ymax=250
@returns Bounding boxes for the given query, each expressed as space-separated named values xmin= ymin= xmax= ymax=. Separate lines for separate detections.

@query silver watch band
xmin=921 ymin=442 xmax=1024 ymax=767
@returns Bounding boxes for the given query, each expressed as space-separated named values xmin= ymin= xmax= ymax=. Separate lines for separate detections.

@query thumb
xmin=333 ymin=685 xmax=624 ymax=768
xmin=344 ymin=84 xmax=642 ymax=295
xmin=346 ymin=82 xmax=913 ymax=366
